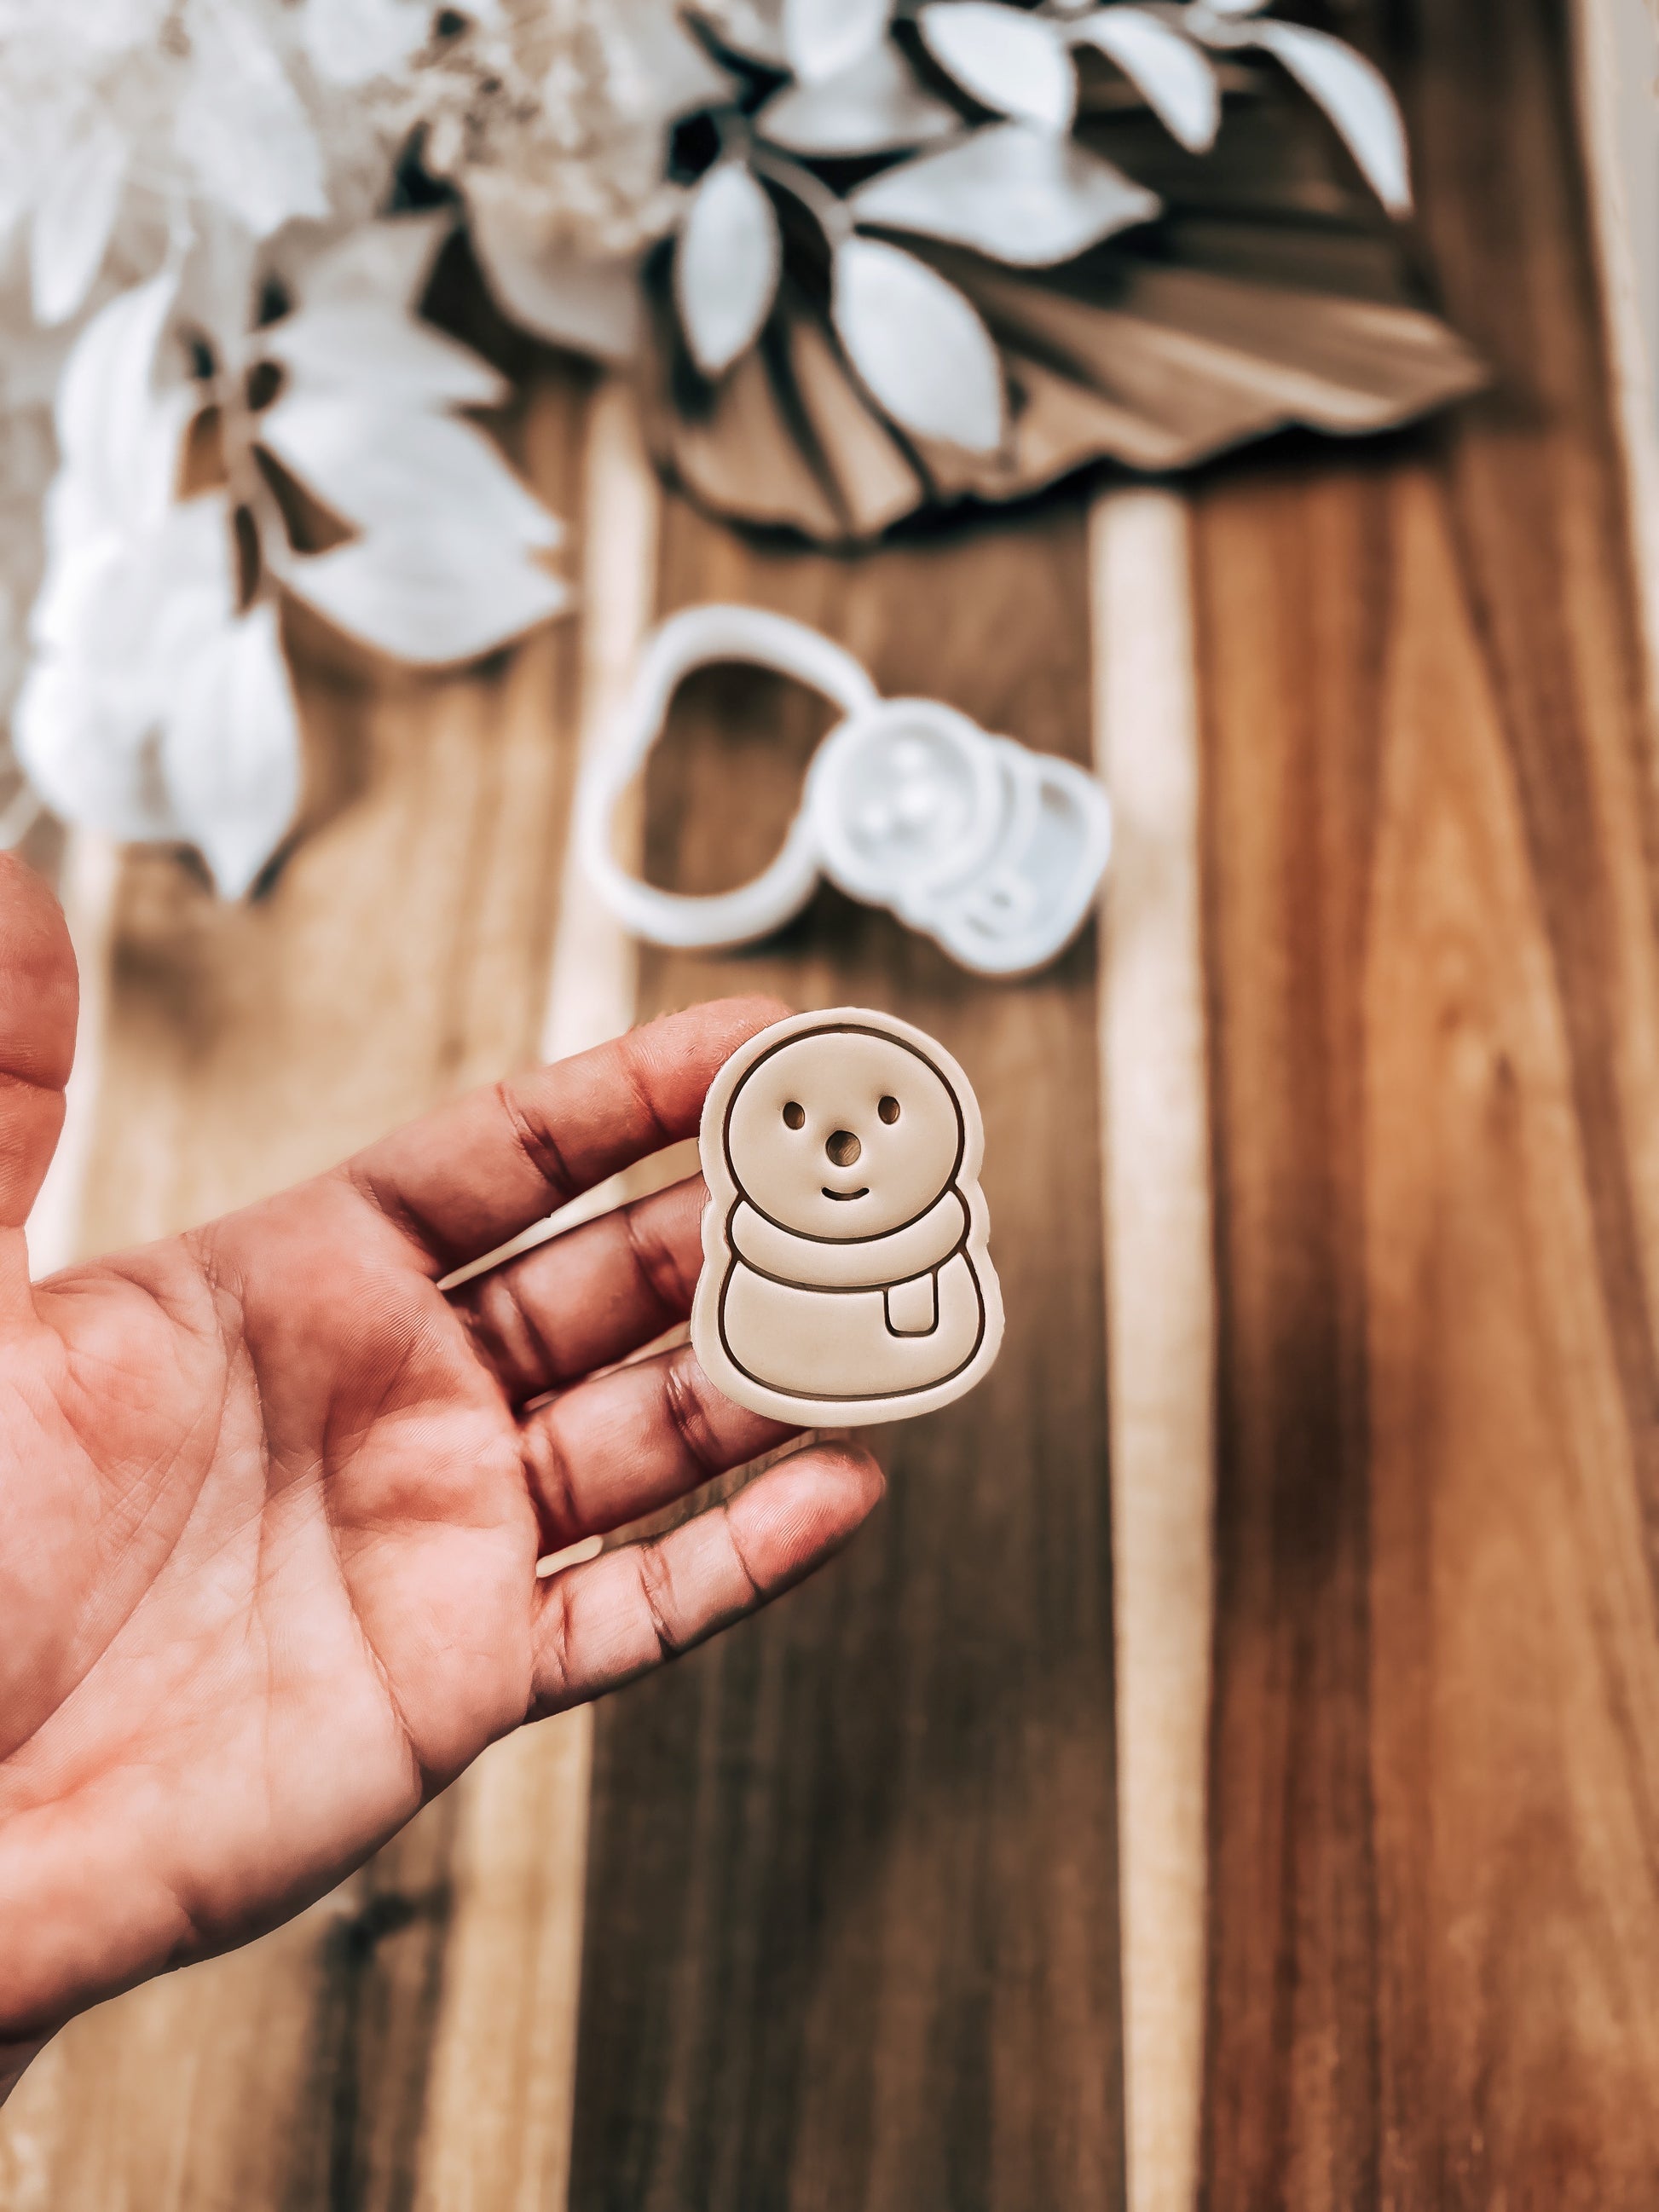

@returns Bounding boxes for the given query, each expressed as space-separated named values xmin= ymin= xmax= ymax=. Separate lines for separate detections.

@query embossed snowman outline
xmin=692 ymin=1007 xmax=1004 ymax=1426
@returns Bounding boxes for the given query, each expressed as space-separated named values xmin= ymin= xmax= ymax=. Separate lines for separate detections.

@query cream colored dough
xmin=692 ymin=1008 xmax=1004 ymax=1424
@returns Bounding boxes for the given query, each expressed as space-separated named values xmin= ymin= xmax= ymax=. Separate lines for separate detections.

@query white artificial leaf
xmin=918 ymin=3 xmax=1076 ymax=131
xmin=303 ymin=0 xmax=431 ymax=85
xmin=1070 ymin=9 xmax=1219 ymax=152
xmin=176 ymin=0 xmax=328 ymax=238
xmin=784 ymin=0 xmax=891 ymax=84
xmin=831 ymin=237 xmax=1003 ymax=451
xmin=703 ymin=0 xmax=787 ymax=66
xmin=1203 ymin=0 xmax=1269 ymax=14
xmin=32 ymin=492 xmax=234 ymax=674
xmin=261 ymin=302 xmax=510 ymax=407
xmin=641 ymin=16 xmax=741 ymax=113
xmin=13 ymin=661 xmax=175 ymax=840
xmin=1251 ymin=23 xmax=1411 ymax=213
xmin=28 ymin=521 xmax=117 ymax=658
xmin=673 ymin=164 xmax=781 ymax=376
xmin=54 ymin=270 xmax=173 ymax=479
xmin=161 ymin=602 xmax=302 ymax=896
xmin=758 ymin=40 xmax=961 ymax=156
xmin=53 ymin=271 xmax=192 ymax=531
xmin=296 ymin=213 xmax=455 ymax=313
xmin=466 ymin=187 xmax=641 ymax=361
xmin=16 ymin=489 xmax=235 ymax=844
xmin=258 ymin=391 xmax=563 ymax=548
xmin=851 ymin=120 xmax=1159 ymax=266
xmin=31 ymin=121 xmax=128 ymax=326
xmin=284 ymin=528 xmax=572 ymax=665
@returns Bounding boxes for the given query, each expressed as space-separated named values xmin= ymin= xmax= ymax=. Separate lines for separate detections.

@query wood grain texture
xmin=8 ymin=2 xmax=1659 ymax=2203
xmin=0 ymin=366 xmax=596 ymax=2212
xmin=1194 ymin=1 xmax=1659 ymax=2202
xmin=410 ymin=378 xmax=660 ymax=2212
xmin=567 ymin=496 xmax=1125 ymax=2212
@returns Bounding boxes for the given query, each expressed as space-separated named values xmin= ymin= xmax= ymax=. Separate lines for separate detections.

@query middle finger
xmin=453 ymin=1172 xmax=706 ymax=1404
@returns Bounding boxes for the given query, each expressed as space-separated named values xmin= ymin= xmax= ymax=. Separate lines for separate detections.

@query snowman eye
xmin=783 ymin=1101 xmax=805 ymax=1129
xmin=878 ymin=1095 xmax=900 ymax=1124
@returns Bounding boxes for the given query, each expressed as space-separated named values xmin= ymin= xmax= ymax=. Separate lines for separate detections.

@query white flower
xmin=0 ymin=0 xmax=422 ymax=330
xmin=395 ymin=0 xmax=726 ymax=262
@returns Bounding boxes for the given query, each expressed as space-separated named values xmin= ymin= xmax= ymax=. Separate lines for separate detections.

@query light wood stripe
xmin=1575 ymin=0 xmax=1659 ymax=702
xmin=412 ymin=375 xmax=657 ymax=2212
xmin=1090 ymin=488 xmax=1214 ymax=2212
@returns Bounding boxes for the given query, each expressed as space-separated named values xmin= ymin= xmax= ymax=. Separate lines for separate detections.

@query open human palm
xmin=0 ymin=855 xmax=882 ymax=2084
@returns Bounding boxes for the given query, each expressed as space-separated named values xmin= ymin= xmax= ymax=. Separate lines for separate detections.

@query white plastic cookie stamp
xmin=579 ymin=604 xmax=1111 ymax=979
xmin=691 ymin=1008 xmax=1004 ymax=1425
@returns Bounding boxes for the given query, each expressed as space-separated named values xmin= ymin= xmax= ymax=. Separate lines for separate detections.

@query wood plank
xmin=0 ymin=363 xmax=597 ymax=2212
xmin=410 ymin=376 xmax=658 ymax=2212
xmin=568 ymin=494 xmax=1125 ymax=2210
xmin=1194 ymin=1 xmax=1659 ymax=2201
xmin=1090 ymin=488 xmax=1212 ymax=2212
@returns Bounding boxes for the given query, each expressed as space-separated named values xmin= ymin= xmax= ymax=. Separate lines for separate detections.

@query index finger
xmin=337 ymin=994 xmax=787 ymax=1274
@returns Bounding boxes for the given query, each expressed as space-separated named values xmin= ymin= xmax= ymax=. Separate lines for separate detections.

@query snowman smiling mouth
xmin=822 ymin=1187 xmax=870 ymax=1201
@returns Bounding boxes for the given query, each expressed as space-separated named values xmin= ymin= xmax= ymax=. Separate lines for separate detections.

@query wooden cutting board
xmin=6 ymin=1 xmax=1659 ymax=2206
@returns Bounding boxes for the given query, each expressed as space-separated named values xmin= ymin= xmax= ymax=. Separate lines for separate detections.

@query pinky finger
xmin=527 ymin=1442 xmax=885 ymax=1719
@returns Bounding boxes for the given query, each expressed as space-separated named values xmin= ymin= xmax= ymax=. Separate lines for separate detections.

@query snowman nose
xmin=825 ymin=1129 xmax=862 ymax=1169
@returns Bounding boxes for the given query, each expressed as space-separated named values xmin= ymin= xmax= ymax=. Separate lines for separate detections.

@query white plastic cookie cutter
xmin=578 ymin=604 xmax=1112 ymax=978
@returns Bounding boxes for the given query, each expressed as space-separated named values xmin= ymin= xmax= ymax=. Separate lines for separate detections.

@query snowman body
xmin=692 ymin=1010 xmax=1003 ymax=1426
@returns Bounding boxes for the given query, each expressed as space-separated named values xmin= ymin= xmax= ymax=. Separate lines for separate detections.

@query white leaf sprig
xmin=16 ymin=269 xmax=251 ymax=863
xmin=14 ymin=217 xmax=570 ymax=892
xmin=639 ymin=0 xmax=1419 ymax=465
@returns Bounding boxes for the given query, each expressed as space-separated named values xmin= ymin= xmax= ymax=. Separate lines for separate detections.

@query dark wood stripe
xmin=1195 ymin=1 xmax=1659 ymax=2202
xmin=569 ymin=496 xmax=1125 ymax=2211
xmin=280 ymin=1800 xmax=460 ymax=2212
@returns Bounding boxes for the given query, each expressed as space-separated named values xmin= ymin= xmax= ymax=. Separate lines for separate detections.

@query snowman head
xmin=723 ymin=1023 xmax=963 ymax=1240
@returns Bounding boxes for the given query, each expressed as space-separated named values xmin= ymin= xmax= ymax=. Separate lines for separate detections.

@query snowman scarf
xmin=729 ymin=1188 xmax=969 ymax=1332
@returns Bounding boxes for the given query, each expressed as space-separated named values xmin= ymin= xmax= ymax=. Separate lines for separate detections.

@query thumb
xmin=0 ymin=852 xmax=78 ymax=1279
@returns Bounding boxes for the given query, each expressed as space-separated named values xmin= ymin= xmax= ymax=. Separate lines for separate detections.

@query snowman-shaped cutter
xmin=692 ymin=1008 xmax=1004 ymax=1425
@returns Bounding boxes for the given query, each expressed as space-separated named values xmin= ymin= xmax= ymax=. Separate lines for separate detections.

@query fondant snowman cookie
xmin=691 ymin=1008 xmax=1003 ymax=1424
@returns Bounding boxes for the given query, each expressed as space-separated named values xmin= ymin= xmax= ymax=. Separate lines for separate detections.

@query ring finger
xmin=452 ymin=1173 xmax=706 ymax=1406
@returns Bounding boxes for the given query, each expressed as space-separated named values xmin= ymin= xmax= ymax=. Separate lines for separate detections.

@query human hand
xmin=0 ymin=855 xmax=882 ymax=2072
